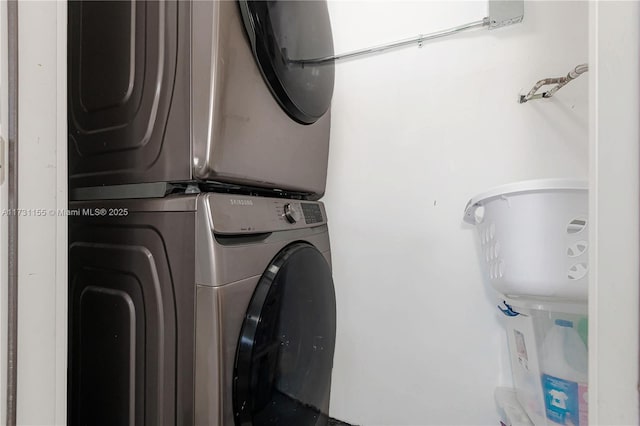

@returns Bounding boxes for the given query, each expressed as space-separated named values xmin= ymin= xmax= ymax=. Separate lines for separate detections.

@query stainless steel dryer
xmin=68 ymin=0 xmax=334 ymax=197
xmin=68 ymin=193 xmax=336 ymax=425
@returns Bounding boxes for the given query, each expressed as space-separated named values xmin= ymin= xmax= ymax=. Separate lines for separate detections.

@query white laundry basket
xmin=464 ymin=179 xmax=588 ymax=301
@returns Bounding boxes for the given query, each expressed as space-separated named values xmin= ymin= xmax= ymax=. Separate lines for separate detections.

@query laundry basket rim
xmin=463 ymin=178 xmax=588 ymax=224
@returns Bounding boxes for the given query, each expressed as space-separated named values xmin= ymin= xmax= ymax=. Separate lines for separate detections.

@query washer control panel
xmin=274 ymin=201 xmax=324 ymax=225
xmin=206 ymin=193 xmax=327 ymax=234
xmin=300 ymin=202 xmax=323 ymax=224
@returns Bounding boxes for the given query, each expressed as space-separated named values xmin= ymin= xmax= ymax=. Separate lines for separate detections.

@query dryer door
xmin=238 ymin=0 xmax=335 ymax=125
xmin=233 ymin=243 xmax=336 ymax=426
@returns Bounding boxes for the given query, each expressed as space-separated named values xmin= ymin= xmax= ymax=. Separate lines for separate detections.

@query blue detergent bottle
xmin=540 ymin=319 xmax=588 ymax=426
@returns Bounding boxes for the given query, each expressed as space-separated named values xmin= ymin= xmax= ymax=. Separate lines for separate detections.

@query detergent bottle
xmin=540 ymin=319 xmax=588 ymax=426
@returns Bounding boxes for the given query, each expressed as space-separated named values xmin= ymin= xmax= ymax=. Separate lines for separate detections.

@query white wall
xmin=589 ymin=2 xmax=640 ymax=424
xmin=324 ymin=2 xmax=588 ymax=425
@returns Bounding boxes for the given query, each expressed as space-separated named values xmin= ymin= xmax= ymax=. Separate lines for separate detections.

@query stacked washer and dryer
xmin=68 ymin=2 xmax=338 ymax=425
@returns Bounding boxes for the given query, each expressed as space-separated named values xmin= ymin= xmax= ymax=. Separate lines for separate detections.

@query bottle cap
xmin=555 ymin=319 xmax=573 ymax=328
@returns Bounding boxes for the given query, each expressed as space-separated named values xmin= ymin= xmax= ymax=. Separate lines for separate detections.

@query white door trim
xmin=0 ymin=2 xmax=67 ymax=424
xmin=589 ymin=1 xmax=640 ymax=423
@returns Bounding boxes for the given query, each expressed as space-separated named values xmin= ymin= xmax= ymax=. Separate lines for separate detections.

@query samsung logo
xmin=230 ymin=199 xmax=253 ymax=206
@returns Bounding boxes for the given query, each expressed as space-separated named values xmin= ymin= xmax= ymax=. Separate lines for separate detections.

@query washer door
xmin=233 ymin=243 xmax=336 ymax=426
xmin=238 ymin=0 xmax=335 ymax=125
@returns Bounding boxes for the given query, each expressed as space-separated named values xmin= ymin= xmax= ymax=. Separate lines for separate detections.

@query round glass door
xmin=238 ymin=0 xmax=335 ymax=125
xmin=233 ymin=243 xmax=337 ymax=426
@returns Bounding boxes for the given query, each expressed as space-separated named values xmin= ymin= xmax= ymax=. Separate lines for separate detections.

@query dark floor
xmin=328 ymin=418 xmax=355 ymax=426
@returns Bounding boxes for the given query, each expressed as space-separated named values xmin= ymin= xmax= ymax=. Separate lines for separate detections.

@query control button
xmin=283 ymin=203 xmax=300 ymax=224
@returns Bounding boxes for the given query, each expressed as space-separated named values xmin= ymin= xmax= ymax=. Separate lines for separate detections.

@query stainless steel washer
xmin=69 ymin=193 xmax=336 ymax=425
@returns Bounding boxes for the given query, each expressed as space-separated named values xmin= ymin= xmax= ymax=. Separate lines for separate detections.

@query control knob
xmin=283 ymin=203 xmax=300 ymax=224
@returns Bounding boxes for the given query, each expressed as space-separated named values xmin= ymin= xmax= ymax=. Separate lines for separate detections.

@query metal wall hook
xmin=519 ymin=63 xmax=589 ymax=104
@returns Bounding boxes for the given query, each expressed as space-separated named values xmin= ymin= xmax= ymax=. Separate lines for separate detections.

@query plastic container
xmin=495 ymin=387 xmax=534 ymax=426
xmin=500 ymin=297 xmax=588 ymax=426
xmin=540 ymin=319 xmax=588 ymax=426
xmin=464 ymin=179 xmax=588 ymax=301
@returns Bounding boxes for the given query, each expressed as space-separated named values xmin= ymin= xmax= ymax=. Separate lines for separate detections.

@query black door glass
xmin=238 ymin=1 xmax=335 ymax=125
xmin=234 ymin=243 xmax=336 ymax=426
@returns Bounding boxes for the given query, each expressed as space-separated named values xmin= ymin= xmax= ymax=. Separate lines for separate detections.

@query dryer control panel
xmin=203 ymin=193 xmax=327 ymax=235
